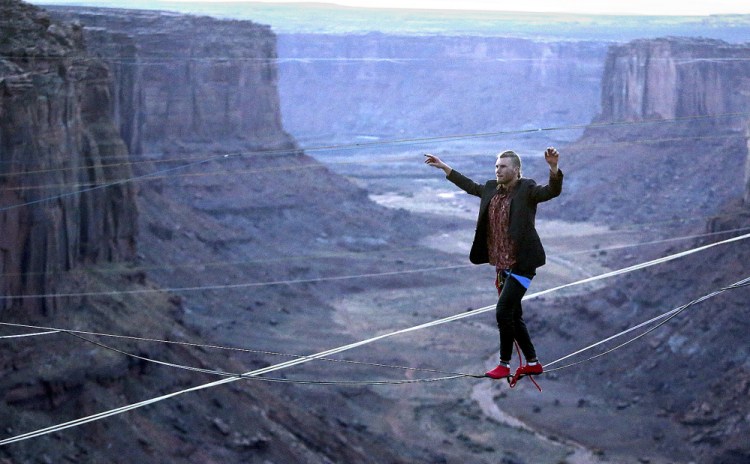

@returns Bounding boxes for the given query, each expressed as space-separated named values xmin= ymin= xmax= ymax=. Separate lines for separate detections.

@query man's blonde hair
xmin=497 ymin=150 xmax=522 ymax=179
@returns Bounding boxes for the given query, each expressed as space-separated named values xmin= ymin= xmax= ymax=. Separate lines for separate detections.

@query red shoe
xmin=515 ymin=363 xmax=544 ymax=376
xmin=485 ymin=363 xmax=511 ymax=379
xmin=509 ymin=363 xmax=544 ymax=391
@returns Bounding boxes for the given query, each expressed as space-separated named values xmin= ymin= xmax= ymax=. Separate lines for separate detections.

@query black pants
xmin=495 ymin=272 xmax=537 ymax=362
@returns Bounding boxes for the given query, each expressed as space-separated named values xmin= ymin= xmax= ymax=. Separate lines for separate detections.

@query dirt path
xmin=331 ymin=177 xmax=689 ymax=463
xmin=470 ymin=380 xmax=604 ymax=464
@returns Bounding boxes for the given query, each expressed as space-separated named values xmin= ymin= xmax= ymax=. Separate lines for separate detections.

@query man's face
xmin=495 ymin=157 xmax=518 ymax=185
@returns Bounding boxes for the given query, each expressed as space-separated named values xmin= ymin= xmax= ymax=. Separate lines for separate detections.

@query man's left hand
xmin=544 ymin=147 xmax=559 ymax=173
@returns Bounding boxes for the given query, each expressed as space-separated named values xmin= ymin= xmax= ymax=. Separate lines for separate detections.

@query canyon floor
xmin=165 ymin=138 xmax=701 ymax=463
xmin=324 ymin=143 xmax=692 ymax=463
xmin=1 ymin=138 xmax=731 ymax=463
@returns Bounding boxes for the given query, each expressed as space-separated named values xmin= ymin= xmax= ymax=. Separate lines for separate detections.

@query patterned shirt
xmin=487 ymin=183 xmax=516 ymax=271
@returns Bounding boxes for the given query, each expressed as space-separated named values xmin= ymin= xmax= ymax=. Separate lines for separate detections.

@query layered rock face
xmin=598 ymin=37 xmax=750 ymax=128
xmin=1 ymin=5 xmax=430 ymax=463
xmin=276 ymin=33 xmax=608 ymax=141
xmin=47 ymin=7 xmax=293 ymax=156
xmin=0 ymin=0 xmax=137 ymax=316
xmin=559 ymin=36 xmax=750 ymax=225
xmin=554 ymin=36 xmax=750 ymax=463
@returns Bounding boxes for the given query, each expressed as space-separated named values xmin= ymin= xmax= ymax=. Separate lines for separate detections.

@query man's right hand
xmin=424 ymin=154 xmax=452 ymax=175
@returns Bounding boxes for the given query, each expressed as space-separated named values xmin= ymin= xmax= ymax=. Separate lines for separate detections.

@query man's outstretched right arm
xmin=423 ymin=154 xmax=452 ymax=176
xmin=424 ymin=153 xmax=483 ymax=198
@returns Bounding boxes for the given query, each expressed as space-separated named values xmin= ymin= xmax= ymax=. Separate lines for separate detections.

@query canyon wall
xmin=1 ymin=4 xmax=429 ymax=463
xmin=560 ymin=36 xmax=750 ymax=225
xmin=276 ymin=33 xmax=608 ymax=142
xmin=552 ymin=36 xmax=750 ymax=463
xmin=598 ymin=37 xmax=750 ymax=128
xmin=0 ymin=0 xmax=137 ymax=316
xmin=47 ymin=7 xmax=295 ymax=156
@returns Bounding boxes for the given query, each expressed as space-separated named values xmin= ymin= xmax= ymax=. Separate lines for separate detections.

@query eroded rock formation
xmin=276 ymin=33 xmax=608 ymax=141
xmin=47 ymin=6 xmax=294 ymax=156
xmin=555 ymin=35 xmax=750 ymax=463
xmin=598 ymin=37 xmax=750 ymax=128
xmin=559 ymin=36 xmax=750 ymax=225
xmin=4 ymin=4 xmax=750 ymax=462
xmin=0 ymin=4 xmax=426 ymax=463
xmin=0 ymin=0 xmax=137 ymax=316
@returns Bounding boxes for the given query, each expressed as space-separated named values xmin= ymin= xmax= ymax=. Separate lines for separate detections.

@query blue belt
xmin=500 ymin=269 xmax=533 ymax=289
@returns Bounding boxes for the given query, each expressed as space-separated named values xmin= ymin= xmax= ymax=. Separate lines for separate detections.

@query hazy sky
xmin=32 ymin=0 xmax=750 ymax=16
xmin=254 ymin=0 xmax=750 ymax=15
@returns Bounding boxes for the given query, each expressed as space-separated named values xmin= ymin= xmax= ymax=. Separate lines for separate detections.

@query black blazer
xmin=446 ymin=169 xmax=563 ymax=274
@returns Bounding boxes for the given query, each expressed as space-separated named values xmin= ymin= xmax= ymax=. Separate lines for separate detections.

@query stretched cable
xmin=4 ymin=230 xmax=750 ymax=301
xmin=62 ymin=330 xmax=477 ymax=384
xmin=2 ymin=232 xmax=748 ymax=445
xmin=0 ymin=321 xmax=479 ymax=378
xmin=0 ymin=264 xmax=472 ymax=300
xmin=544 ymin=276 xmax=750 ymax=372
xmin=2 ymin=111 xmax=747 ymax=212
xmin=0 ymin=330 xmax=59 ymax=339
xmin=1 ymin=131 xmax=743 ymax=184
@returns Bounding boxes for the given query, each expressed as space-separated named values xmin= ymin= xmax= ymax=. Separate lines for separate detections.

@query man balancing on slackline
xmin=424 ymin=148 xmax=562 ymax=383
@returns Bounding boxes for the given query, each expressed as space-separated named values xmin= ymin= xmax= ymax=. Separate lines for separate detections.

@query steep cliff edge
xmin=276 ymin=33 xmax=607 ymax=143
xmin=1 ymin=3 xmax=455 ymax=463
xmin=6 ymin=6 xmax=749 ymax=463
xmin=558 ymin=37 xmax=750 ymax=227
xmin=598 ymin=37 xmax=750 ymax=127
xmin=0 ymin=0 xmax=137 ymax=316
xmin=531 ymin=37 xmax=750 ymax=463
xmin=46 ymin=6 xmax=293 ymax=156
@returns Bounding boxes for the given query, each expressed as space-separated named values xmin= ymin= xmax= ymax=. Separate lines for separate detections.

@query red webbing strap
xmin=508 ymin=340 xmax=542 ymax=392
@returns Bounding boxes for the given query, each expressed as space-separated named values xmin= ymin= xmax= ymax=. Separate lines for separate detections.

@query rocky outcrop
xmin=1 ymin=4 xmax=432 ymax=463
xmin=552 ymin=36 xmax=750 ymax=463
xmin=0 ymin=0 xmax=137 ymax=316
xmin=598 ymin=37 xmax=750 ymax=128
xmin=558 ymin=37 xmax=750 ymax=225
xmin=46 ymin=6 xmax=294 ymax=156
xmin=6 ymin=6 xmax=748 ymax=463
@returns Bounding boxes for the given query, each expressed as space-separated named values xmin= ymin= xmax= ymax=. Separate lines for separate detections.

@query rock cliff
xmin=546 ymin=36 xmax=750 ymax=463
xmin=5 ymin=5 xmax=750 ymax=463
xmin=46 ymin=6 xmax=293 ymax=156
xmin=0 ymin=0 xmax=137 ymax=316
xmin=598 ymin=37 xmax=750 ymax=128
xmin=277 ymin=33 xmax=608 ymax=142
xmin=2 ymin=4 xmax=449 ymax=463
xmin=558 ymin=37 xmax=750 ymax=226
